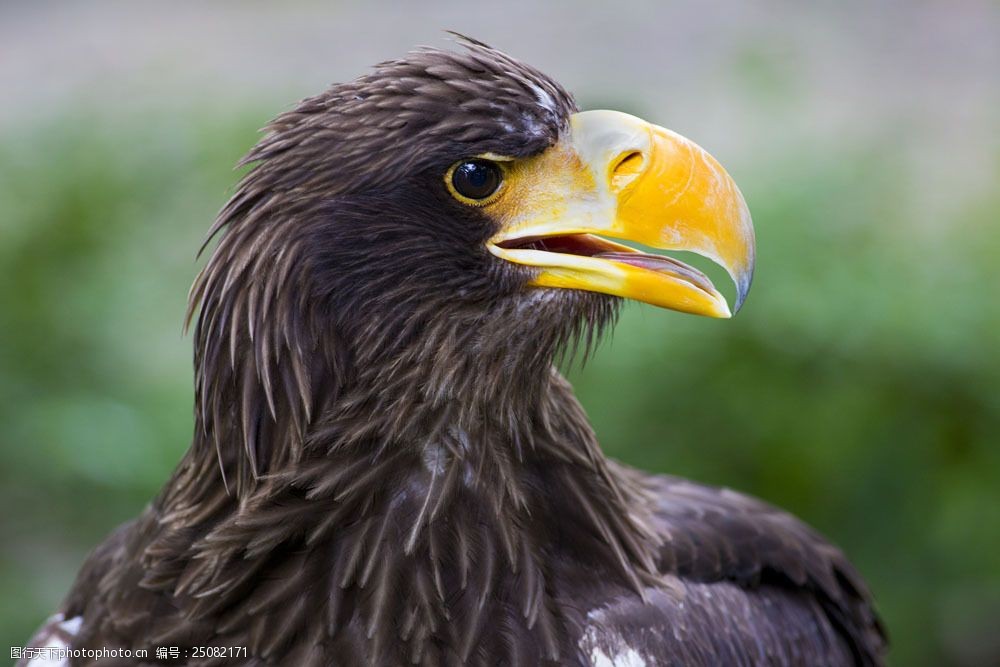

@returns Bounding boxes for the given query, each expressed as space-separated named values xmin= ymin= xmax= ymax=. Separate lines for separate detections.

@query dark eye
xmin=451 ymin=159 xmax=502 ymax=201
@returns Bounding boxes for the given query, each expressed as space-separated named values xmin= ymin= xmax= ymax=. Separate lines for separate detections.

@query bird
xmin=21 ymin=36 xmax=886 ymax=666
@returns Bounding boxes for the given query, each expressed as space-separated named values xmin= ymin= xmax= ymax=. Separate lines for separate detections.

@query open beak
xmin=488 ymin=110 xmax=755 ymax=318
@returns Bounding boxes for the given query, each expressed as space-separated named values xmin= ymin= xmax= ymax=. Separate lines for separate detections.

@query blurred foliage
xmin=1 ymin=104 xmax=998 ymax=667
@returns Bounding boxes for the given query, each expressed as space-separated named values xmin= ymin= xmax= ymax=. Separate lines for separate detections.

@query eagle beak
xmin=488 ymin=110 xmax=755 ymax=318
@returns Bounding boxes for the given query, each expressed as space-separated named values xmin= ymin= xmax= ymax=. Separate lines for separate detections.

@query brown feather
xmin=22 ymin=36 xmax=887 ymax=667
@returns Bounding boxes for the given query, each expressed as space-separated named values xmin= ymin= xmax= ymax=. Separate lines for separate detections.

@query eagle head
xmin=187 ymin=36 xmax=755 ymax=490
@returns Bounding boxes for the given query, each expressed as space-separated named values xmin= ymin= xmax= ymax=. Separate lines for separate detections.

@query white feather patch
xmin=21 ymin=613 xmax=80 ymax=667
xmin=580 ymin=614 xmax=648 ymax=667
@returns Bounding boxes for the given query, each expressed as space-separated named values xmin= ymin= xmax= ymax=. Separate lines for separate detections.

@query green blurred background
xmin=1 ymin=2 xmax=998 ymax=665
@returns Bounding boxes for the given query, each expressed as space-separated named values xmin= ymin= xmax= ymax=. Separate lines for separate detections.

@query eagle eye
xmin=449 ymin=159 xmax=503 ymax=203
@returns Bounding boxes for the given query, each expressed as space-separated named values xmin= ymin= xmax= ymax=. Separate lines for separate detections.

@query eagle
xmin=21 ymin=37 xmax=886 ymax=666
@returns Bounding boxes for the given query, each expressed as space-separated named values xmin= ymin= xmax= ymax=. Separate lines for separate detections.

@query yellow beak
xmin=488 ymin=110 xmax=755 ymax=318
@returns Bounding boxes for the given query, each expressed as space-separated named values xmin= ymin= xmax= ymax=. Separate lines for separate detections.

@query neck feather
xmin=145 ymin=362 xmax=661 ymax=664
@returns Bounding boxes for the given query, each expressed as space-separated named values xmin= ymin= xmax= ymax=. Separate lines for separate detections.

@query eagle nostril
xmin=610 ymin=150 xmax=644 ymax=191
